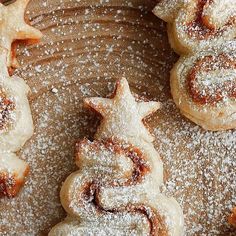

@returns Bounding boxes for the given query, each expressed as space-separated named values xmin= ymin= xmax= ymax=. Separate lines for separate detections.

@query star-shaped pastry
xmin=0 ymin=0 xmax=42 ymax=68
xmin=84 ymin=78 xmax=160 ymax=143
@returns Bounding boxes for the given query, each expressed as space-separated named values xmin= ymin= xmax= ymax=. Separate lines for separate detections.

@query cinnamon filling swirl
xmin=110 ymin=141 xmax=151 ymax=186
xmin=0 ymin=89 xmax=15 ymax=131
xmin=75 ymin=139 xmax=167 ymax=235
xmin=186 ymin=0 xmax=234 ymax=39
xmin=187 ymin=54 xmax=236 ymax=105
xmin=81 ymin=182 xmax=168 ymax=236
xmin=0 ymin=172 xmax=18 ymax=197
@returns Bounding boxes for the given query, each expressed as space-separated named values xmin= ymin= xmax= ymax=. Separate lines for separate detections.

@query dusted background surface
xmin=0 ymin=0 xmax=235 ymax=235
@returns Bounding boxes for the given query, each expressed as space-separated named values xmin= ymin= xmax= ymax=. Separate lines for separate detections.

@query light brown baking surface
xmin=0 ymin=0 xmax=235 ymax=235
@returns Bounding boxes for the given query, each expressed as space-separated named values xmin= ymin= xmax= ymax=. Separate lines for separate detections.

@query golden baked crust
xmin=0 ymin=1 xmax=234 ymax=235
xmin=154 ymin=0 xmax=236 ymax=131
xmin=0 ymin=0 xmax=42 ymax=197
xmin=170 ymin=42 xmax=236 ymax=131
xmin=0 ymin=49 xmax=33 ymax=197
xmin=0 ymin=0 xmax=42 ymax=69
xmin=0 ymin=153 xmax=29 ymax=197
xmin=153 ymin=0 xmax=236 ymax=54
xmin=49 ymin=78 xmax=184 ymax=236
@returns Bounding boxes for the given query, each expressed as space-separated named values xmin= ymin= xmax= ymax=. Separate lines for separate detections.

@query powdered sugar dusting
xmin=0 ymin=89 xmax=15 ymax=132
xmin=0 ymin=0 xmax=235 ymax=235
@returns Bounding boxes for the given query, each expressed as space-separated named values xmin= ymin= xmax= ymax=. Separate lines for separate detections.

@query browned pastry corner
xmin=229 ymin=207 xmax=236 ymax=228
xmin=0 ymin=0 xmax=42 ymax=70
xmin=0 ymin=167 xmax=29 ymax=198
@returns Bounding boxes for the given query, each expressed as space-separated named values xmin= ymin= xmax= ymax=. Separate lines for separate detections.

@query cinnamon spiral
xmin=0 ymin=73 xmax=33 ymax=197
xmin=60 ymin=139 xmax=168 ymax=235
xmin=187 ymin=54 xmax=236 ymax=105
xmin=186 ymin=0 xmax=235 ymax=39
xmin=170 ymin=42 xmax=236 ymax=130
xmin=0 ymin=88 xmax=15 ymax=131
xmin=154 ymin=1 xmax=236 ymax=130
xmin=49 ymin=139 xmax=169 ymax=235
xmin=201 ymin=0 xmax=236 ymax=30
xmin=49 ymin=78 xmax=184 ymax=235
xmin=154 ymin=0 xmax=236 ymax=54
xmin=0 ymin=0 xmax=42 ymax=197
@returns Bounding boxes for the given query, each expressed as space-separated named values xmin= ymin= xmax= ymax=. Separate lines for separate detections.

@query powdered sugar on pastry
xmin=0 ymin=50 xmax=33 ymax=152
xmin=154 ymin=0 xmax=236 ymax=130
xmin=0 ymin=48 xmax=33 ymax=197
xmin=0 ymin=1 xmax=233 ymax=234
xmin=0 ymin=0 xmax=42 ymax=68
xmin=170 ymin=41 xmax=236 ymax=131
xmin=49 ymin=78 xmax=184 ymax=236
xmin=0 ymin=152 xmax=29 ymax=197
xmin=202 ymin=0 xmax=236 ymax=30
xmin=153 ymin=0 xmax=188 ymax=23
xmin=153 ymin=0 xmax=236 ymax=54
xmin=0 ymin=0 xmax=42 ymax=197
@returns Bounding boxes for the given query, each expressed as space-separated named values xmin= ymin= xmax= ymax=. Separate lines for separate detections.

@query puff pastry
xmin=170 ymin=41 xmax=236 ymax=131
xmin=0 ymin=0 xmax=42 ymax=68
xmin=153 ymin=0 xmax=236 ymax=54
xmin=49 ymin=78 xmax=184 ymax=236
xmin=0 ymin=152 xmax=29 ymax=197
xmin=0 ymin=48 xmax=33 ymax=197
xmin=0 ymin=0 xmax=42 ymax=197
xmin=0 ymin=49 xmax=33 ymax=152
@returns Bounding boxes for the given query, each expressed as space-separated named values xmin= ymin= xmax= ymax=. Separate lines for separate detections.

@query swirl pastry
xmin=0 ymin=50 xmax=33 ymax=152
xmin=0 ymin=49 xmax=33 ymax=197
xmin=49 ymin=78 xmax=184 ymax=236
xmin=0 ymin=0 xmax=42 ymax=69
xmin=153 ymin=0 xmax=236 ymax=54
xmin=170 ymin=41 xmax=236 ymax=131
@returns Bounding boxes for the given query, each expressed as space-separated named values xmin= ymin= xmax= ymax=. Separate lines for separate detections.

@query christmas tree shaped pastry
xmin=153 ymin=0 xmax=236 ymax=54
xmin=0 ymin=0 xmax=42 ymax=68
xmin=49 ymin=78 xmax=184 ymax=235
xmin=154 ymin=1 xmax=236 ymax=130
xmin=0 ymin=48 xmax=33 ymax=197
xmin=0 ymin=0 xmax=42 ymax=197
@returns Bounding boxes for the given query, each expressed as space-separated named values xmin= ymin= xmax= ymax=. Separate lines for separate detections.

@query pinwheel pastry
xmin=0 ymin=0 xmax=42 ymax=69
xmin=170 ymin=41 xmax=236 ymax=131
xmin=49 ymin=78 xmax=184 ymax=236
xmin=0 ymin=48 xmax=33 ymax=197
xmin=153 ymin=0 xmax=236 ymax=54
